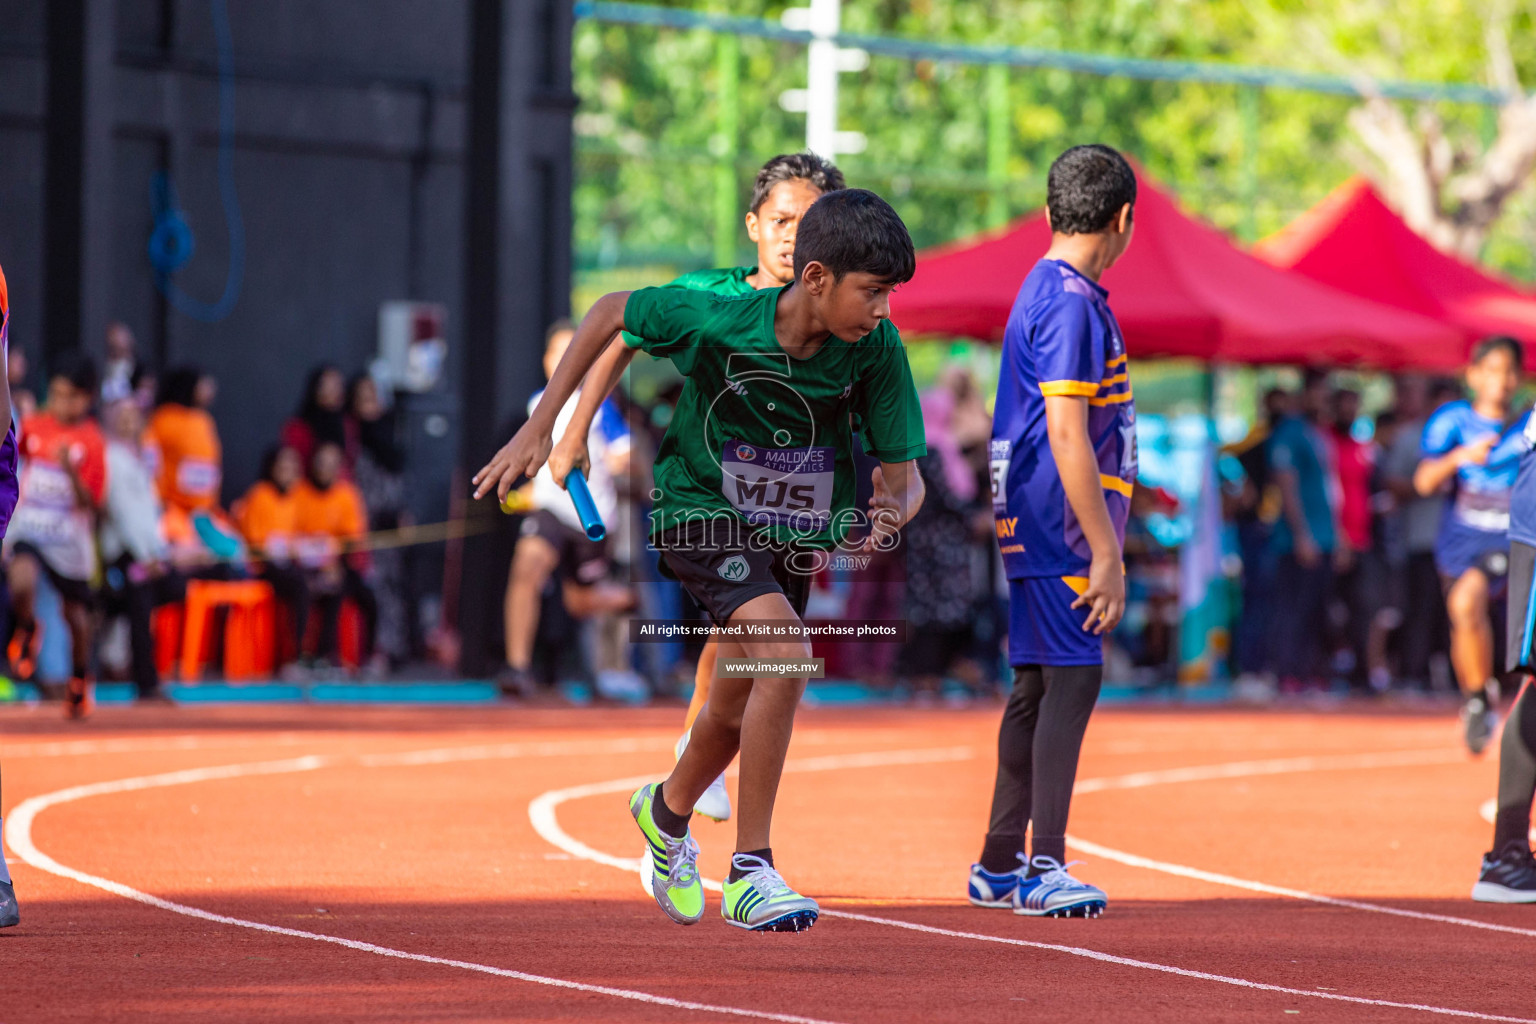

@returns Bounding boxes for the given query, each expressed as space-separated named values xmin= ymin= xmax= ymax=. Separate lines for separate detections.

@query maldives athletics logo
xmin=717 ymin=555 xmax=750 ymax=582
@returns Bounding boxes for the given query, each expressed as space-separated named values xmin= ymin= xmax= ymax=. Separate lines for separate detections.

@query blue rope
xmin=148 ymin=0 xmax=244 ymax=322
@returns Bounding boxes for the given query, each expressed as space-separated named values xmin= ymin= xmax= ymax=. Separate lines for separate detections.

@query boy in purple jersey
xmin=967 ymin=146 xmax=1136 ymax=919
xmin=1474 ymin=406 xmax=1536 ymax=902
xmin=0 ymin=264 xmax=23 ymax=929
xmin=1414 ymin=337 xmax=1528 ymax=755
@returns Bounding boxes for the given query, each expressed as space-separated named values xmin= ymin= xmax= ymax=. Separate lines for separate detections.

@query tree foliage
xmin=573 ymin=0 xmax=1536 ymax=286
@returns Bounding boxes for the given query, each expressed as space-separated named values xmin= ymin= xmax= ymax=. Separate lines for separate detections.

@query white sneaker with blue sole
xmin=675 ymin=732 xmax=731 ymax=822
xmin=1012 ymin=856 xmax=1107 ymax=918
xmin=967 ymin=860 xmax=1028 ymax=907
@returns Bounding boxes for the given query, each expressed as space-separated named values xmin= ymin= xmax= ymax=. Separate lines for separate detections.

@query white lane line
xmin=526 ymin=747 xmax=977 ymax=881
xmin=1064 ymin=836 xmax=1536 ymax=939
xmin=2 ymin=734 xmax=309 ymax=758
xmin=825 ymin=910 xmax=1536 ymax=1024
xmin=4 ymin=752 xmax=844 ymax=1024
xmin=1073 ymin=747 xmax=1466 ymax=793
xmin=1067 ymin=747 xmax=1536 ymax=939
xmin=530 ymin=743 xmax=1536 ymax=1022
xmin=358 ymin=736 xmax=676 ymax=767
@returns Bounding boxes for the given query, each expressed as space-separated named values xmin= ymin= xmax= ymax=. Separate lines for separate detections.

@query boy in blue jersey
xmin=1414 ymin=337 xmax=1529 ymax=755
xmin=967 ymin=145 xmax=1137 ymax=919
xmin=1474 ymin=403 xmax=1536 ymax=901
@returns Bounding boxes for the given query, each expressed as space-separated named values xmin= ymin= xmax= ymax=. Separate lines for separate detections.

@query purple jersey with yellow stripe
xmin=0 ymin=266 xmax=19 ymax=542
xmin=991 ymin=258 xmax=1136 ymax=582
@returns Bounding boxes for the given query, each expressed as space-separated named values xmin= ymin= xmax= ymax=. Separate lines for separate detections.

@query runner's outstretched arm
xmin=473 ymin=292 xmax=632 ymax=502
xmin=547 ymin=334 xmax=635 ymax=488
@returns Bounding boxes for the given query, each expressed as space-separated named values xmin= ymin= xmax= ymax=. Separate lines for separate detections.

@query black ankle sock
xmin=1028 ymin=835 xmax=1066 ymax=875
xmin=71 ymin=660 xmax=88 ymax=680
xmin=979 ymin=835 xmax=1022 ymax=874
xmin=651 ymin=782 xmax=691 ymax=839
xmin=728 ymin=848 xmax=773 ymax=883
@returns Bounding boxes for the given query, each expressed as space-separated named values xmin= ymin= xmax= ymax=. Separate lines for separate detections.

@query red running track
xmin=2 ymin=703 xmax=1534 ymax=1022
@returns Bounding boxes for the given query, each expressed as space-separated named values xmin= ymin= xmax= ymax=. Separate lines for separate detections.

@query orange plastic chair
xmin=179 ymin=580 xmax=277 ymax=682
xmin=152 ymin=604 xmax=184 ymax=679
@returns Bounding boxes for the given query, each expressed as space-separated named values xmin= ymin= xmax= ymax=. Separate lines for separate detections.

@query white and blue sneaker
xmin=968 ymin=860 xmax=1028 ymax=908
xmin=676 ymin=732 xmax=731 ymax=822
xmin=1012 ymin=856 xmax=1107 ymax=918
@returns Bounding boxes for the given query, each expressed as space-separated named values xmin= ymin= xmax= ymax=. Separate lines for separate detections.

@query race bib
xmin=1454 ymin=489 xmax=1512 ymax=533
xmin=721 ymin=439 xmax=833 ymax=532
xmin=176 ymin=458 xmax=221 ymax=497
xmin=988 ymin=438 xmax=1011 ymax=514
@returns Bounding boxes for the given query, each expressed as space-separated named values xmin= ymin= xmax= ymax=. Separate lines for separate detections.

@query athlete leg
xmin=62 ymin=598 xmax=94 ymax=679
xmin=661 ymin=592 xmax=806 ymax=852
xmin=684 ymin=638 xmax=719 ymax=732
xmin=1027 ymin=663 xmax=1104 ymax=866
xmin=559 ymin=579 xmax=635 ymax=618
xmin=978 ymin=666 xmax=1044 ymax=871
xmin=1447 ymin=568 xmax=1494 ymax=697
xmin=1494 ymin=679 xmax=1536 ymax=849
xmin=504 ymin=533 xmax=557 ymax=671
xmin=6 ymin=551 xmax=38 ymax=631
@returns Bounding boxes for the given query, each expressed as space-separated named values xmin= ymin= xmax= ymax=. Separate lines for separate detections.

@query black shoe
xmin=1472 ymin=839 xmax=1536 ymax=903
xmin=496 ymin=666 xmax=536 ymax=699
xmin=0 ymin=879 xmax=18 ymax=928
xmin=1462 ymin=685 xmax=1500 ymax=756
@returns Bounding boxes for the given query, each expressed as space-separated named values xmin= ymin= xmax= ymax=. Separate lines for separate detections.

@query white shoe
xmin=1012 ymin=856 xmax=1107 ymax=918
xmin=675 ymin=733 xmax=732 ymax=822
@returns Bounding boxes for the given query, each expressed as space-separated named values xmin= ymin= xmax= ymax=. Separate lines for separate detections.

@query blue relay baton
xmin=565 ymin=468 xmax=606 ymax=542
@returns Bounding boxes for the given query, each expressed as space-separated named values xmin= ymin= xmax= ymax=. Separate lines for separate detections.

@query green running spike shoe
xmin=720 ymin=854 xmax=819 ymax=933
xmin=629 ymin=784 xmax=704 ymax=925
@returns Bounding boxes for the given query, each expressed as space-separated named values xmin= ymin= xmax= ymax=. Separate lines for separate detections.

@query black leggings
xmin=312 ymin=567 xmax=377 ymax=663
xmin=1494 ymin=679 xmax=1536 ymax=851
xmin=261 ymin=565 xmax=311 ymax=666
xmin=981 ymin=664 xmax=1103 ymax=871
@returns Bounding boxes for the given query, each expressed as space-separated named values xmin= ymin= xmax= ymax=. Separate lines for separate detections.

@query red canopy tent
xmin=1254 ymin=176 xmax=1536 ymax=370
xmin=890 ymin=172 xmax=1460 ymax=368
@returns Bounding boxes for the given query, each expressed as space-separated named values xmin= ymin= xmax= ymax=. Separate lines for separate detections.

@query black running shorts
xmin=520 ymin=508 xmax=611 ymax=585
xmin=12 ymin=541 xmax=95 ymax=607
xmin=654 ymin=519 xmax=812 ymax=626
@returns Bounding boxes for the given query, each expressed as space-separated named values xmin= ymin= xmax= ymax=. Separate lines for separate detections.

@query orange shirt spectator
xmin=292 ymin=443 xmax=367 ymax=569
xmin=237 ymin=480 xmax=298 ymax=550
xmin=145 ymin=367 xmax=223 ymax=513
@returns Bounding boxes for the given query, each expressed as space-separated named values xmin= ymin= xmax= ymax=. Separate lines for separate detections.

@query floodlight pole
xmin=804 ymin=0 xmax=840 ymax=158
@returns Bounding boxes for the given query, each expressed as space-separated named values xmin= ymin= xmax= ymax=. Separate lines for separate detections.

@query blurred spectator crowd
xmin=11 ymin=317 xmax=1517 ymax=708
xmin=5 ymin=323 xmax=415 ymax=702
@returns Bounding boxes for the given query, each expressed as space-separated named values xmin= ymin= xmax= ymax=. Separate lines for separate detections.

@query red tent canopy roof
xmin=890 ymin=171 xmax=1460 ymax=369
xmin=1254 ymin=176 xmax=1536 ymax=366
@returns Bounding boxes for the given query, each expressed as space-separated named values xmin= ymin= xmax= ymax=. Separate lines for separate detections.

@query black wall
xmin=0 ymin=0 xmax=572 ymax=671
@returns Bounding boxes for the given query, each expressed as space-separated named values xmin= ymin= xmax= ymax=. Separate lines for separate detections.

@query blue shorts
xmin=1435 ymin=522 xmax=1509 ymax=594
xmin=1008 ymin=576 xmax=1104 ymax=667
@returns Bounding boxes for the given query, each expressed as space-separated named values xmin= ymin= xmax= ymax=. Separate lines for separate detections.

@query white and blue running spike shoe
xmin=1012 ymin=856 xmax=1107 ymax=918
xmin=967 ymin=859 xmax=1029 ymax=908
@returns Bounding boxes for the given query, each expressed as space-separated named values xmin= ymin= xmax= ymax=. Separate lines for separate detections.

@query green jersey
xmin=669 ymin=265 xmax=756 ymax=295
xmin=623 ymin=285 xmax=927 ymax=548
xmin=621 ymin=266 xmax=756 ymax=349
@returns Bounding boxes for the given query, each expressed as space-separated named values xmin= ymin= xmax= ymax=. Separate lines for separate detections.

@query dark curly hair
xmin=750 ymin=152 xmax=846 ymax=213
xmin=1046 ymin=144 xmax=1137 ymax=236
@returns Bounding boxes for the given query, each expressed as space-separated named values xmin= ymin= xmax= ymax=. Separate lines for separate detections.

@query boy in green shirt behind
xmin=475 ymin=188 xmax=927 ymax=932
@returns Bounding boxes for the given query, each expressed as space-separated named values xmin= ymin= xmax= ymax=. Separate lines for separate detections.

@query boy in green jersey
xmin=625 ymin=152 xmax=844 ymax=824
xmin=475 ymin=189 xmax=927 ymax=931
